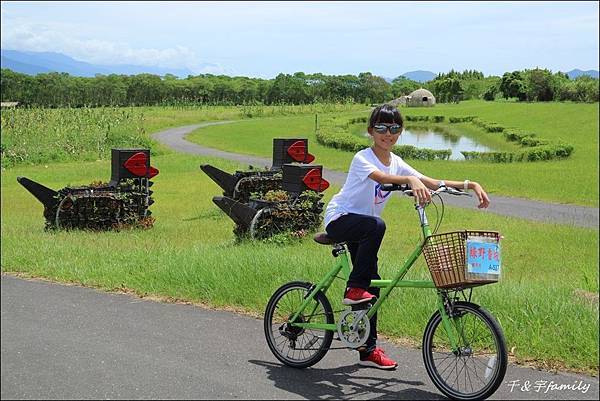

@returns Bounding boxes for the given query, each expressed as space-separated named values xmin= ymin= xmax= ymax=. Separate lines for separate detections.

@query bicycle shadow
xmin=248 ymin=359 xmax=445 ymax=400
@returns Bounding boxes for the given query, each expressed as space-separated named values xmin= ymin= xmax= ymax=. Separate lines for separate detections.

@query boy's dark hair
xmin=368 ymin=104 xmax=404 ymax=128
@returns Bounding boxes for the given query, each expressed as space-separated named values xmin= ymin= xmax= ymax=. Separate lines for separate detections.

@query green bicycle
xmin=263 ymin=185 xmax=508 ymax=401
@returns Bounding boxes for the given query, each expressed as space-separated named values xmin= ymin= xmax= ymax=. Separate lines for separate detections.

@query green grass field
xmin=1 ymin=102 xmax=598 ymax=375
xmin=186 ymin=100 xmax=599 ymax=206
xmin=0 ymin=103 xmax=365 ymax=168
xmin=1 ymin=152 xmax=598 ymax=374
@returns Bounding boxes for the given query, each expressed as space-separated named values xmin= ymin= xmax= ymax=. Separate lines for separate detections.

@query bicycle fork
xmin=436 ymin=292 xmax=467 ymax=355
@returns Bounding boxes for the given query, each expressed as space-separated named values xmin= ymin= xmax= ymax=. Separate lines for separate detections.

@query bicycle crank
xmin=337 ymin=309 xmax=370 ymax=349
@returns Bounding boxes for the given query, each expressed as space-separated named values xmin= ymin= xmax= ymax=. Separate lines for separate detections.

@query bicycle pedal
xmin=351 ymin=301 xmax=374 ymax=311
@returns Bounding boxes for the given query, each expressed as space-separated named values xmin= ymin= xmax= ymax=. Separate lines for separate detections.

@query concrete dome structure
xmin=406 ymin=88 xmax=436 ymax=107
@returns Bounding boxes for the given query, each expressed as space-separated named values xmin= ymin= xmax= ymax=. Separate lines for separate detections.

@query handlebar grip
xmin=380 ymin=183 xmax=410 ymax=192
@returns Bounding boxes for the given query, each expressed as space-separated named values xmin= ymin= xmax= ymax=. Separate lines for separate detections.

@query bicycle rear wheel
xmin=264 ymin=281 xmax=334 ymax=368
xmin=422 ymin=301 xmax=507 ymax=400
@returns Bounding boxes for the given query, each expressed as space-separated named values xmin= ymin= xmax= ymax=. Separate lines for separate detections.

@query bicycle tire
xmin=422 ymin=301 xmax=507 ymax=400
xmin=264 ymin=281 xmax=334 ymax=368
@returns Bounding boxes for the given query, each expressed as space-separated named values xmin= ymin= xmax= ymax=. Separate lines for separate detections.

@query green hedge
xmin=392 ymin=145 xmax=451 ymax=160
xmin=405 ymin=115 xmax=445 ymax=123
xmin=448 ymin=116 xmax=476 ymax=123
xmin=316 ymin=129 xmax=369 ymax=153
xmin=472 ymin=118 xmax=505 ymax=133
xmin=349 ymin=116 xmax=368 ymax=124
xmin=503 ymin=129 xmax=549 ymax=147
xmin=462 ymin=143 xmax=574 ymax=162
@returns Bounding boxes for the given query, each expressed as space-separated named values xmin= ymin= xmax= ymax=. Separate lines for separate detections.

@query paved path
xmin=2 ymin=275 xmax=598 ymax=400
xmin=152 ymin=122 xmax=599 ymax=229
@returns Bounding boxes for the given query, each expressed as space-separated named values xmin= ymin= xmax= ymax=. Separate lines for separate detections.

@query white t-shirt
xmin=324 ymin=148 xmax=424 ymax=227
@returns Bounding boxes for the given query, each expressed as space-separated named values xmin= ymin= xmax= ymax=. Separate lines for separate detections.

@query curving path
xmin=153 ymin=122 xmax=599 ymax=229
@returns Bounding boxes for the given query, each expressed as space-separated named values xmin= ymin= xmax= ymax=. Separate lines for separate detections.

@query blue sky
xmin=1 ymin=1 xmax=598 ymax=78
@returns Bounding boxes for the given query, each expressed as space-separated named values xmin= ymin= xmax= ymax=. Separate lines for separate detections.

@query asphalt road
xmin=2 ymin=275 xmax=598 ymax=400
xmin=152 ymin=121 xmax=599 ymax=229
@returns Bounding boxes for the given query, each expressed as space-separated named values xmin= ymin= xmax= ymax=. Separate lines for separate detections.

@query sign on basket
xmin=466 ymin=236 xmax=501 ymax=277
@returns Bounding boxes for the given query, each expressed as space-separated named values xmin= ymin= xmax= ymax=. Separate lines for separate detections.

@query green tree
xmin=432 ymin=78 xmax=464 ymax=103
xmin=482 ymin=83 xmax=498 ymax=101
xmin=524 ymin=68 xmax=555 ymax=101
xmin=266 ymin=73 xmax=310 ymax=104
xmin=126 ymin=74 xmax=164 ymax=105
xmin=499 ymin=71 xmax=528 ymax=100
xmin=357 ymin=72 xmax=391 ymax=104
xmin=390 ymin=76 xmax=420 ymax=98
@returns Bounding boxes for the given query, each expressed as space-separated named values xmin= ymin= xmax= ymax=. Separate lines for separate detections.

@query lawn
xmin=2 ymin=152 xmax=597 ymax=374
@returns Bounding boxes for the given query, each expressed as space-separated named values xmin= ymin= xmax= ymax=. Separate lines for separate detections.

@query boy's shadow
xmin=248 ymin=359 xmax=445 ymax=400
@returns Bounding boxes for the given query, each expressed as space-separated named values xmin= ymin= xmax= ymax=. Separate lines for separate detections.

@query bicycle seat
xmin=313 ymin=232 xmax=336 ymax=245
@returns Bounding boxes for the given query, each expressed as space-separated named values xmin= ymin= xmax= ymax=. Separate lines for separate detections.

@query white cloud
xmin=0 ymin=20 xmax=231 ymax=74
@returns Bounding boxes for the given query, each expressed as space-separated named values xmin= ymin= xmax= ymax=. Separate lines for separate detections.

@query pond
xmin=364 ymin=128 xmax=492 ymax=160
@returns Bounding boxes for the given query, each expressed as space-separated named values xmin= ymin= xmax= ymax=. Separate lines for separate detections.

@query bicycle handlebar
xmin=380 ymin=183 xmax=472 ymax=197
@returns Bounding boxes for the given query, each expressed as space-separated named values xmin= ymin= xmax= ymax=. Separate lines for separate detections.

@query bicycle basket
xmin=422 ymin=230 xmax=501 ymax=289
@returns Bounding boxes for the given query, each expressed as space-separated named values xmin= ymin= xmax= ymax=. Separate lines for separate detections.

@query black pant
xmin=326 ymin=213 xmax=386 ymax=354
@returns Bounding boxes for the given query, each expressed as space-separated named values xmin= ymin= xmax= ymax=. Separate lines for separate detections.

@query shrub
xmin=461 ymin=143 xmax=573 ymax=163
xmin=349 ymin=116 xmax=367 ymax=124
xmin=405 ymin=115 xmax=430 ymax=122
xmin=392 ymin=145 xmax=451 ymax=161
xmin=519 ymin=136 xmax=548 ymax=147
xmin=449 ymin=116 xmax=476 ymax=123
xmin=503 ymin=129 xmax=527 ymax=142
xmin=471 ymin=118 xmax=504 ymax=133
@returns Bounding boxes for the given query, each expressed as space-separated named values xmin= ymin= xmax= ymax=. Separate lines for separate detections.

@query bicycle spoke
xmin=464 ymin=357 xmax=473 ymax=393
xmin=436 ymin=354 xmax=457 ymax=378
xmin=467 ymin=357 xmax=486 ymax=386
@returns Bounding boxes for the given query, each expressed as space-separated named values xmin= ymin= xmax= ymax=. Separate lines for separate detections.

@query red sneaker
xmin=359 ymin=347 xmax=398 ymax=370
xmin=342 ymin=287 xmax=376 ymax=305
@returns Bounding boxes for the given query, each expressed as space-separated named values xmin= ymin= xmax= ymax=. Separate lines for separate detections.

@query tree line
xmin=429 ymin=68 xmax=598 ymax=103
xmin=1 ymin=67 xmax=597 ymax=108
xmin=488 ymin=69 xmax=599 ymax=102
xmin=1 ymin=69 xmax=409 ymax=107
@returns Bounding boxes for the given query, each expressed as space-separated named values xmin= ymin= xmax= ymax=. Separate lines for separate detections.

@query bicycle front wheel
xmin=264 ymin=281 xmax=334 ymax=368
xmin=422 ymin=301 xmax=507 ymax=400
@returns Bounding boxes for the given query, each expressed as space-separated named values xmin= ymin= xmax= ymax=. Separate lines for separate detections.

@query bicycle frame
xmin=288 ymin=203 xmax=463 ymax=352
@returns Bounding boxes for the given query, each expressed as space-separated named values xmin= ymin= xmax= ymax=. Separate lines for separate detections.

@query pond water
xmin=364 ymin=128 xmax=492 ymax=160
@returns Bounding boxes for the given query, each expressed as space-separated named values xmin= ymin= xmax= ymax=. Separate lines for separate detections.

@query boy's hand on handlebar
xmin=472 ymin=182 xmax=490 ymax=209
xmin=408 ymin=176 xmax=431 ymax=206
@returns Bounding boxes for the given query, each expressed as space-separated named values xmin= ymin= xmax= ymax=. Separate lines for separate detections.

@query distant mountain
xmin=0 ymin=56 xmax=52 ymax=75
xmin=1 ymin=49 xmax=194 ymax=78
xmin=565 ymin=69 xmax=599 ymax=79
xmin=401 ymin=70 xmax=436 ymax=83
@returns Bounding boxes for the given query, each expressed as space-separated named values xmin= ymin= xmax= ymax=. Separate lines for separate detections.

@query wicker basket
xmin=422 ymin=230 xmax=501 ymax=289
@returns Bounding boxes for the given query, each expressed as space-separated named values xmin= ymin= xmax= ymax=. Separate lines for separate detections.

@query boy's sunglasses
xmin=372 ymin=124 xmax=402 ymax=135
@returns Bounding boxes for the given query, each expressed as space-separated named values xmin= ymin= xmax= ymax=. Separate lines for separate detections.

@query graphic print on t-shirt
xmin=374 ymin=183 xmax=392 ymax=204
